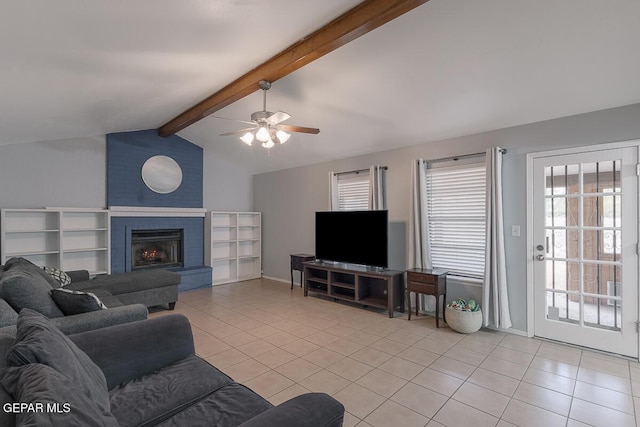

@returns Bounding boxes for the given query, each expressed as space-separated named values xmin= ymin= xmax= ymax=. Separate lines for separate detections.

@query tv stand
xmin=303 ymin=261 xmax=404 ymax=318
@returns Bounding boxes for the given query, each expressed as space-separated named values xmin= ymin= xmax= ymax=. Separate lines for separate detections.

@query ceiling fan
xmin=216 ymin=80 xmax=320 ymax=149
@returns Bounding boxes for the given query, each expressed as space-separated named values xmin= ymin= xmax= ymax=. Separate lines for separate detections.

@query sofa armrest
xmin=0 ymin=304 xmax=148 ymax=336
xmin=238 ymin=393 xmax=344 ymax=427
xmin=50 ymin=303 xmax=148 ymax=335
xmin=66 ymin=270 xmax=90 ymax=282
xmin=69 ymin=314 xmax=194 ymax=389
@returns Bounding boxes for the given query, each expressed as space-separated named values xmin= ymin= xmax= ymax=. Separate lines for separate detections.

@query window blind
xmin=425 ymin=163 xmax=486 ymax=278
xmin=338 ymin=173 xmax=370 ymax=211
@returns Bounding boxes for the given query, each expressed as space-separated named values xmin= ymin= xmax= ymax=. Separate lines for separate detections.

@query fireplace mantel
xmin=109 ymin=206 xmax=206 ymax=217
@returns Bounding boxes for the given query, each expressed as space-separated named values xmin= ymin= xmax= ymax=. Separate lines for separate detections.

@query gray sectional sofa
xmin=0 ymin=258 xmax=154 ymax=334
xmin=65 ymin=268 xmax=180 ymax=310
xmin=0 ymin=310 xmax=345 ymax=427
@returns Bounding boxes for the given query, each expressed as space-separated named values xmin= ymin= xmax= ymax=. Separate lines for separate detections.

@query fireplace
xmin=131 ymin=229 xmax=183 ymax=270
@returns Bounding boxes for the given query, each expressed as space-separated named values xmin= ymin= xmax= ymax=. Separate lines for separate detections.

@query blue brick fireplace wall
xmin=107 ymin=130 xmax=211 ymax=290
xmin=107 ymin=130 xmax=203 ymax=208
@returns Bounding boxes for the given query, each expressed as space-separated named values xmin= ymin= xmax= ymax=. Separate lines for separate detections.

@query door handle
xmin=536 ymin=254 xmax=545 ymax=261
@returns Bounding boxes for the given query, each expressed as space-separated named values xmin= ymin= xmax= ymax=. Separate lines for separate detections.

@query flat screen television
xmin=315 ymin=210 xmax=388 ymax=268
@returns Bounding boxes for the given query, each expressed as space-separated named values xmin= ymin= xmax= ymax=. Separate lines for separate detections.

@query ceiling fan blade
xmin=278 ymin=124 xmax=320 ymax=134
xmin=220 ymin=127 xmax=257 ymax=137
xmin=266 ymin=111 xmax=291 ymax=125
xmin=211 ymin=116 xmax=257 ymax=126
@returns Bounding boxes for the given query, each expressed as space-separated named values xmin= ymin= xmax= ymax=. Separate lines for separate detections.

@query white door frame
xmin=526 ymin=140 xmax=640 ymax=355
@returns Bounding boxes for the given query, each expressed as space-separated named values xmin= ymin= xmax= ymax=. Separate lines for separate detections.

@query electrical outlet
xmin=511 ymin=225 xmax=521 ymax=237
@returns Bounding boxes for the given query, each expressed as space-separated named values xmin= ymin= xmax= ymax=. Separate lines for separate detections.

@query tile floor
xmin=150 ymin=278 xmax=640 ymax=427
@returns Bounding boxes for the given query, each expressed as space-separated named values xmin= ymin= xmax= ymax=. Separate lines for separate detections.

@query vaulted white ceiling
xmin=2 ymin=0 xmax=640 ymax=174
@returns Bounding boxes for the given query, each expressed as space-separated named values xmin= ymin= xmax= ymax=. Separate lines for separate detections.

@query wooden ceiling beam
xmin=158 ymin=0 xmax=430 ymax=137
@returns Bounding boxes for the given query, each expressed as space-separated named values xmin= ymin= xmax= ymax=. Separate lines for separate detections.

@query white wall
xmin=253 ymin=103 xmax=640 ymax=333
xmin=0 ymin=136 xmax=106 ymax=208
xmin=203 ymin=148 xmax=253 ymax=211
xmin=0 ymin=135 xmax=254 ymax=212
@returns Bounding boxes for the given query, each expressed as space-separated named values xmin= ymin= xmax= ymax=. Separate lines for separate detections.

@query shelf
xmin=64 ymin=247 xmax=108 ymax=253
xmin=1 ymin=208 xmax=110 ymax=275
xmin=5 ymin=229 xmax=59 ymax=233
xmin=307 ymin=285 xmax=328 ymax=295
xmin=303 ymin=262 xmax=404 ymax=318
xmin=331 ymin=281 xmax=355 ymax=290
xmin=358 ymin=296 xmax=388 ymax=309
xmin=332 ymin=293 xmax=355 ymax=302
xmin=205 ymin=211 xmax=261 ymax=285
xmin=212 ymin=257 xmax=237 ymax=262
xmin=6 ymin=250 xmax=60 ymax=256
xmin=89 ymin=270 xmax=109 ymax=276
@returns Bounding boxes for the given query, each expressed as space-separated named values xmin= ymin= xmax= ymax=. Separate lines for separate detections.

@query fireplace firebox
xmin=131 ymin=229 xmax=183 ymax=270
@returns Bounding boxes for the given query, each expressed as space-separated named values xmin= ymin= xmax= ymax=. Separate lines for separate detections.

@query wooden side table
xmin=406 ymin=268 xmax=448 ymax=327
xmin=291 ymin=254 xmax=315 ymax=289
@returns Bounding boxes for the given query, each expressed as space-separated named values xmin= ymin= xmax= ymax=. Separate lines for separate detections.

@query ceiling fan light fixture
xmin=276 ymin=130 xmax=290 ymax=144
xmin=239 ymin=132 xmax=254 ymax=146
xmin=216 ymin=80 xmax=319 ymax=150
xmin=255 ymin=126 xmax=270 ymax=142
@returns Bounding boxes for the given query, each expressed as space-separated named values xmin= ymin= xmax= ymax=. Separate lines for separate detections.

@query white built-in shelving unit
xmin=0 ymin=208 xmax=110 ymax=275
xmin=205 ymin=211 xmax=261 ymax=285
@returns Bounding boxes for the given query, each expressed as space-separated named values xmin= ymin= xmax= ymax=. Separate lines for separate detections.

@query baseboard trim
xmin=486 ymin=325 xmax=528 ymax=337
xmin=261 ymin=275 xmax=294 ymax=286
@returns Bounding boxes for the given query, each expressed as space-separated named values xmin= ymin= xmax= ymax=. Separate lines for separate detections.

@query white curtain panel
xmin=328 ymin=171 xmax=339 ymax=210
xmin=482 ymin=147 xmax=512 ymax=328
xmin=369 ymin=165 xmax=386 ymax=210
xmin=409 ymin=159 xmax=435 ymax=312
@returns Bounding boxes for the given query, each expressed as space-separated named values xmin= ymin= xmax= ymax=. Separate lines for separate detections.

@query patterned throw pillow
xmin=43 ymin=266 xmax=72 ymax=287
xmin=50 ymin=288 xmax=108 ymax=315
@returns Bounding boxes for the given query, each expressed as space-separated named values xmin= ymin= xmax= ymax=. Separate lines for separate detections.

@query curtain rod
xmin=423 ymin=148 xmax=506 ymax=166
xmin=334 ymin=166 xmax=388 ymax=176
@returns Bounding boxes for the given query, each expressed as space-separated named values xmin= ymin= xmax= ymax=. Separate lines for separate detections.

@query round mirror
xmin=141 ymin=155 xmax=183 ymax=194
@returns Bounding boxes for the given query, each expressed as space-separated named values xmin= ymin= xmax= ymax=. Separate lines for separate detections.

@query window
xmin=425 ymin=162 xmax=486 ymax=278
xmin=336 ymin=172 xmax=370 ymax=211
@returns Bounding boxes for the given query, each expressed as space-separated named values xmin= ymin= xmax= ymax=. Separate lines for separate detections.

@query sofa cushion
xmin=88 ymin=289 xmax=123 ymax=308
xmin=0 ymin=299 xmax=18 ymax=328
xmin=5 ymin=309 xmax=111 ymax=416
xmin=68 ymin=269 xmax=180 ymax=295
xmin=43 ymin=266 xmax=72 ymax=286
xmin=0 ymin=363 xmax=119 ymax=427
xmin=0 ymin=264 xmax=64 ymax=318
xmin=51 ymin=288 xmax=108 ymax=315
xmin=66 ymin=270 xmax=90 ymax=283
xmin=237 ymin=393 xmax=345 ymax=427
xmin=4 ymin=257 xmax=61 ymax=289
xmin=109 ymin=355 xmax=234 ymax=427
xmin=153 ymin=383 xmax=273 ymax=427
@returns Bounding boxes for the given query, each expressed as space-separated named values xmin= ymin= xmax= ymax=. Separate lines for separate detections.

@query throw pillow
xmin=0 ymin=266 xmax=64 ymax=318
xmin=0 ymin=298 xmax=18 ymax=328
xmin=43 ymin=266 xmax=72 ymax=287
xmin=50 ymin=288 xmax=108 ymax=315
xmin=4 ymin=257 xmax=61 ymax=289
xmin=0 ymin=363 xmax=119 ymax=427
xmin=5 ymin=309 xmax=112 ymax=417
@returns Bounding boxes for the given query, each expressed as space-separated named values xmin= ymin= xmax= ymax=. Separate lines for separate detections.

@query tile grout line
xmin=178 ymin=281 xmax=640 ymax=427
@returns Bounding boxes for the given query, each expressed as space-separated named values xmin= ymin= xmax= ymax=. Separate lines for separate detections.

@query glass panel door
xmin=532 ymin=146 xmax=638 ymax=357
